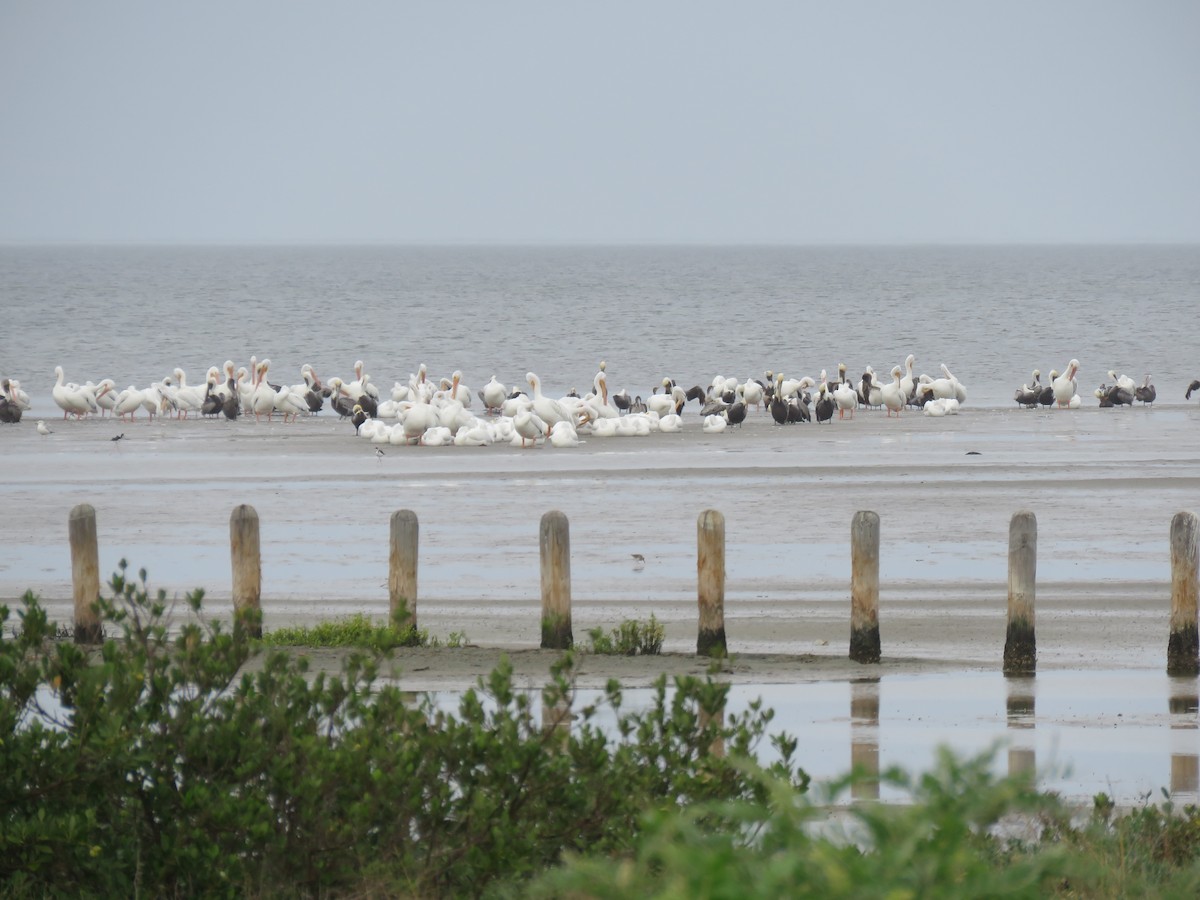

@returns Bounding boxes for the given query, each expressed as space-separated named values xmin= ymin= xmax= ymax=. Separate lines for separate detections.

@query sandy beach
xmin=3 ymin=403 xmax=1198 ymax=683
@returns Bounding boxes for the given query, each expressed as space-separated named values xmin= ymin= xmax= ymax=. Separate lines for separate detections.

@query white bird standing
xmin=526 ymin=372 xmax=570 ymax=426
xmin=1053 ymin=360 xmax=1080 ymax=408
xmin=52 ymin=366 xmax=93 ymax=419
xmin=881 ymin=366 xmax=905 ymax=417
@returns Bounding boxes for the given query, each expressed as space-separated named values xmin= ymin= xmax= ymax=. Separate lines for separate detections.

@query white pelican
xmin=548 ymin=420 xmax=582 ymax=447
xmin=454 ymin=419 xmax=494 ymax=446
xmin=401 ymin=393 xmax=438 ymax=444
xmin=739 ymin=377 xmax=765 ymax=411
xmin=2 ymin=378 xmax=31 ymax=410
xmin=421 ymin=426 xmax=453 ymax=447
xmin=833 ymin=375 xmax=857 ymax=419
xmin=347 ymin=360 xmax=381 ymax=403
xmin=881 ymin=366 xmax=904 ymax=417
xmin=1108 ymin=370 xmax=1136 ymax=395
xmin=480 ymin=375 xmax=508 ymax=414
xmin=52 ymin=367 xmax=95 ymax=418
xmin=169 ymin=368 xmax=206 ymax=419
xmin=526 ymin=372 xmax=569 ymax=425
xmin=647 ymin=384 xmax=686 ymax=417
xmin=513 ymin=406 xmax=550 ymax=447
xmin=658 ymin=412 xmax=683 ymax=433
xmin=439 ymin=370 xmax=472 ymax=407
xmin=900 ymin=355 xmax=916 ymax=402
xmin=1053 ymin=361 xmax=1079 ymax=408
xmin=701 ymin=414 xmax=727 ymax=434
xmin=113 ymin=386 xmax=145 ymax=421
xmin=251 ymin=361 xmax=278 ymax=421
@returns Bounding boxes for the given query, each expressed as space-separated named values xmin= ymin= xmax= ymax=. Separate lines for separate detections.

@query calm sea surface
xmin=2 ymin=244 xmax=1197 ymax=411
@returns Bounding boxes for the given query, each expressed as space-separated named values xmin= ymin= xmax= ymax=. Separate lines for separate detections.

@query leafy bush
xmin=586 ymin=615 xmax=665 ymax=655
xmin=0 ymin=563 xmax=802 ymax=898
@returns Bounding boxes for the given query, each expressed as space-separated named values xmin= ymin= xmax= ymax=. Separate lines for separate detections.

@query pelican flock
xmin=0 ymin=355 xmax=1186 ymax=449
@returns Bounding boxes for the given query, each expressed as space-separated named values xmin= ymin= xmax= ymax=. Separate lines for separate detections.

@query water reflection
xmin=1169 ymin=678 xmax=1198 ymax=797
xmin=1005 ymin=675 xmax=1036 ymax=779
xmin=850 ymin=678 xmax=880 ymax=801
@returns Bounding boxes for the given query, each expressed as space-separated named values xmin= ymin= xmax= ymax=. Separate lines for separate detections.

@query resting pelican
xmin=548 ymin=420 xmax=582 ymax=447
xmin=900 ymin=355 xmax=916 ymax=402
xmin=480 ymin=375 xmax=507 ymax=414
xmin=1108 ymin=370 xmax=1136 ymax=395
xmin=113 ymin=386 xmax=146 ymax=421
xmin=513 ymin=406 xmax=550 ymax=447
xmin=739 ymin=377 xmax=765 ymax=411
xmin=881 ymin=366 xmax=905 ymax=417
xmin=52 ymin=366 xmax=94 ymax=419
xmin=833 ymin=375 xmax=857 ymax=419
xmin=1134 ymin=374 xmax=1156 ymax=406
xmin=526 ymin=372 xmax=570 ymax=425
xmin=1053 ymin=361 xmax=1079 ymax=408
xmin=701 ymin=414 xmax=727 ymax=433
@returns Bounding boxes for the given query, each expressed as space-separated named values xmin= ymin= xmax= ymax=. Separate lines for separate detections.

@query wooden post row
xmin=389 ymin=509 xmax=419 ymax=628
xmin=849 ymin=511 xmax=881 ymax=663
xmin=1004 ymin=510 xmax=1037 ymax=675
xmin=1168 ymin=511 xmax=1199 ymax=676
xmin=540 ymin=510 xmax=572 ymax=649
xmin=697 ymin=509 xmax=727 ymax=658
xmin=230 ymin=504 xmax=263 ymax=638
xmin=69 ymin=503 xmax=102 ymax=645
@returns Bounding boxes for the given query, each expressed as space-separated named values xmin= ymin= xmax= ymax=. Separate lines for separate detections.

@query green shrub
xmin=263 ymin=612 xmax=430 ymax=650
xmin=0 ymin=563 xmax=802 ymax=898
xmin=586 ymin=615 xmax=665 ymax=655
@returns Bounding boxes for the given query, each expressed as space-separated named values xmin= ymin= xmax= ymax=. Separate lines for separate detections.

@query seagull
xmin=36 ymin=420 xmax=52 ymax=435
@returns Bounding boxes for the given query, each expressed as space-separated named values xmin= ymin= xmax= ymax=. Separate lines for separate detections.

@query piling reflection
xmin=850 ymin=678 xmax=880 ymax=801
xmin=1005 ymin=675 xmax=1037 ymax=779
xmin=1168 ymin=678 xmax=1198 ymax=799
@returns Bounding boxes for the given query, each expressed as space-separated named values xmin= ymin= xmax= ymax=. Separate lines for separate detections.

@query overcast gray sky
xmin=1 ymin=1 xmax=1197 ymax=244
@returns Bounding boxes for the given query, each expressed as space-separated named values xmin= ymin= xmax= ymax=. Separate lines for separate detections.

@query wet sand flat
xmin=4 ymin=404 xmax=1198 ymax=684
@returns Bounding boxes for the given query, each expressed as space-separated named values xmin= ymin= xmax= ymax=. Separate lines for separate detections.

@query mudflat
xmin=4 ymin=403 xmax=1198 ymax=687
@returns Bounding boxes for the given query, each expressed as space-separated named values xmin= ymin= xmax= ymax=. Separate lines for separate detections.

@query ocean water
xmin=2 ymin=244 xmax=1197 ymax=412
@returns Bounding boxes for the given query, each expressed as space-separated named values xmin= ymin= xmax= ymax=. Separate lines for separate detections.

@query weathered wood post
xmin=69 ymin=503 xmax=102 ymax=644
xmin=1168 ymin=511 xmax=1199 ymax=676
xmin=1004 ymin=510 xmax=1038 ymax=675
xmin=697 ymin=509 xmax=727 ymax=657
xmin=540 ymin=510 xmax=572 ymax=649
xmin=849 ymin=511 xmax=880 ymax=663
xmin=389 ymin=509 xmax=419 ymax=628
xmin=230 ymin=504 xmax=262 ymax=638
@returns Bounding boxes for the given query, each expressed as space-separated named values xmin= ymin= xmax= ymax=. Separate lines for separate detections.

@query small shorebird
xmin=111 ymin=433 xmax=125 ymax=443
xmin=375 ymin=447 xmax=385 ymax=461
xmin=631 ymin=553 xmax=645 ymax=569
xmin=36 ymin=420 xmax=52 ymax=435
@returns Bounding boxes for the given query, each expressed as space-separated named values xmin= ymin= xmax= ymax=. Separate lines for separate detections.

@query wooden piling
xmin=539 ymin=510 xmax=572 ymax=649
xmin=230 ymin=504 xmax=262 ymax=638
xmin=69 ymin=503 xmax=102 ymax=644
xmin=849 ymin=511 xmax=880 ymax=663
xmin=389 ymin=509 xmax=419 ymax=628
xmin=697 ymin=509 xmax=727 ymax=658
xmin=1004 ymin=510 xmax=1037 ymax=675
xmin=1168 ymin=511 xmax=1199 ymax=676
